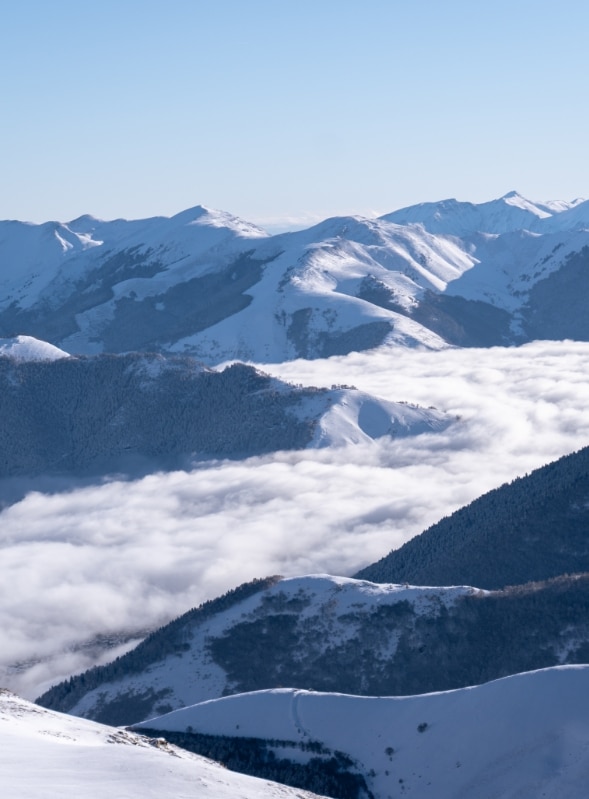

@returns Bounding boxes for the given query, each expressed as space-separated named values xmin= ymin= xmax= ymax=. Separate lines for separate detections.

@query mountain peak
xmin=169 ymin=204 xmax=268 ymax=238
xmin=170 ymin=204 xmax=210 ymax=222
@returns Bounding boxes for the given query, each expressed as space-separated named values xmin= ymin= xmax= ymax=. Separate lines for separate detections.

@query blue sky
xmin=2 ymin=0 xmax=589 ymax=228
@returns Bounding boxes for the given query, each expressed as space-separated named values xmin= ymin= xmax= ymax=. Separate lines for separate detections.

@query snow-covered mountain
xmin=132 ymin=665 xmax=589 ymax=799
xmin=38 ymin=572 xmax=589 ymax=726
xmin=2 ymin=192 xmax=589 ymax=363
xmin=0 ymin=342 xmax=451 ymax=478
xmin=381 ymin=190 xmax=586 ymax=235
xmin=0 ymin=688 xmax=324 ymax=799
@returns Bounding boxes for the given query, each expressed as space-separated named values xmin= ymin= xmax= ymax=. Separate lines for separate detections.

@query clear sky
xmin=2 ymin=0 xmax=589 ymax=229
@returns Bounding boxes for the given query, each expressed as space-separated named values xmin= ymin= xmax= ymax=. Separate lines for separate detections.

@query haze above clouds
xmin=3 ymin=340 xmax=589 ymax=698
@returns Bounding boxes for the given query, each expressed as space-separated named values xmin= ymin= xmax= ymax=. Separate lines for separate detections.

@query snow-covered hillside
xmin=299 ymin=389 xmax=450 ymax=447
xmin=38 ymin=572 xmax=589 ymax=728
xmin=38 ymin=576 xmax=479 ymax=725
xmin=134 ymin=665 xmax=589 ymax=799
xmin=0 ymin=689 xmax=323 ymax=799
xmin=2 ymin=192 xmax=589 ymax=363
xmin=0 ymin=335 xmax=70 ymax=361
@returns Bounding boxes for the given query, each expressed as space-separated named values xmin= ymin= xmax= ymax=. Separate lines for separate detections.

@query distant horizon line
xmin=3 ymin=189 xmax=586 ymax=233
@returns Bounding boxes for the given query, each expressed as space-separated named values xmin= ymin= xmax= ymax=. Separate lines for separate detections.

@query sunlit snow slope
xmin=0 ymin=335 xmax=70 ymax=361
xmin=135 ymin=665 xmax=589 ymax=799
xmin=0 ymin=689 xmax=323 ymax=799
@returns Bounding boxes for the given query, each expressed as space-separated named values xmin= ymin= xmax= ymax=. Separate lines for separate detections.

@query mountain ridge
xmin=36 ymin=571 xmax=589 ymax=726
xmin=0 ymin=343 xmax=450 ymax=479
xmin=131 ymin=665 xmax=589 ymax=799
xmin=3 ymin=191 xmax=589 ymax=363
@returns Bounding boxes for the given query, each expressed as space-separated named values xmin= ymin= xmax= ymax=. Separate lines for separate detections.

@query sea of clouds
xmin=3 ymin=340 xmax=589 ymax=698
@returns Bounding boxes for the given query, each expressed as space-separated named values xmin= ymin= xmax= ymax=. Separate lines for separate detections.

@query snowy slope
xmin=3 ymin=192 xmax=589 ymax=363
xmin=442 ymin=226 xmax=589 ymax=312
xmin=135 ymin=665 xmax=589 ymax=799
xmin=0 ymin=205 xmax=267 ymax=305
xmin=0 ymin=335 xmax=70 ymax=361
xmin=0 ymin=689 xmax=324 ymax=799
xmin=39 ymin=567 xmax=589 ymax=736
xmin=165 ymin=214 xmax=473 ymax=362
xmin=297 ymin=389 xmax=450 ymax=447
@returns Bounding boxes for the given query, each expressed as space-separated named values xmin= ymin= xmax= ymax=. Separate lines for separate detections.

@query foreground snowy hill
xmin=38 ymin=573 xmax=589 ymax=726
xmin=2 ymin=192 xmax=589 ymax=362
xmin=132 ymin=665 xmax=589 ymax=799
xmin=0 ymin=342 xmax=449 ymax=477
xmin=0 ymin=689 xmax=324 ymax=799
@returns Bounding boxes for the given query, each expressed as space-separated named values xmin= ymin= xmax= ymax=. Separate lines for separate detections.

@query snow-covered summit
xmin=169 ymin=203 xmax=269 ymax=237
xmin=306 ymin=389 xmax=450 ymax=447
xmin=380 ymin=190 xmax=581 ymax=236
xmin=0 ymin=335 xmax=70 ymax=361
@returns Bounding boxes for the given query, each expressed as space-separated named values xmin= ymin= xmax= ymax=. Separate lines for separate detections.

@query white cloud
xmin=3 ymin=341 xmax=589 ymax=698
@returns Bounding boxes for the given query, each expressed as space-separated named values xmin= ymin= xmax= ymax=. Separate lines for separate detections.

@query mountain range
xmin=3 ymin=191 xmax=589 ymax=363
xmin=4 ymin=191 xmax=589 ymax=798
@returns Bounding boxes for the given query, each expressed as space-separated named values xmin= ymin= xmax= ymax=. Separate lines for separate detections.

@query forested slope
xmin=0 ymin=354 xmax=321 ymax=476
xmin=37 ymin=573 xmax=589 ymax=725
xmin=356 ymin=445 xmax=589 ymax=589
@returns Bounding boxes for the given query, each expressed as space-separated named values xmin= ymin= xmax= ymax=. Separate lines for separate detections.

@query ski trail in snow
xmin=291 ymin=690 xmax=308 ymax=738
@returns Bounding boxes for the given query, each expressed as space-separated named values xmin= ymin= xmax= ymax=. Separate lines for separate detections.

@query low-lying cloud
xmin=3 ymin=340 xmax=589 ymax=698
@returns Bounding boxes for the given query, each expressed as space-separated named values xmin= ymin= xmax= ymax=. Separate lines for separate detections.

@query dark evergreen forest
xmin=0 ymin=354 xmax=323 ymax=476
xmin=356 ymin=445 xmax=589 ymax=589
xmin=136 ymin=728 xmax=372 ymax=799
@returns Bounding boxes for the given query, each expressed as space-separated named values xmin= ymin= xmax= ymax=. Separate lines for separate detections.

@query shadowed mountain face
xmin=521 ymin=246 xmax=589 ymax=340
xmin=0 ymin=354 xmax=322 ymax=477
xmin=0 ymin=347 xmax=450 ymax=482
xmin=355 ymin=445 xmax=589 ymax=589
xmin=37 ymin=572 xmax=589 ymax=726
xmin=0 ymin=248 xmax=278 ymax=352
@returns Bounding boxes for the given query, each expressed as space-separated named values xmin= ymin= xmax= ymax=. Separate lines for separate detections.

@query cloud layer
xmin=3 ymin=341 xmax=589 ymax=698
